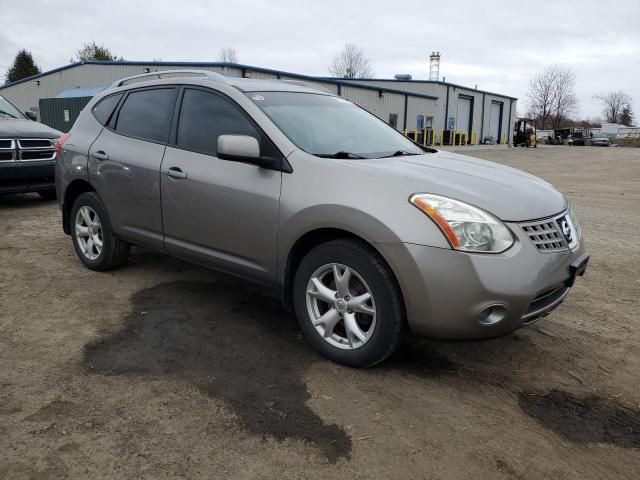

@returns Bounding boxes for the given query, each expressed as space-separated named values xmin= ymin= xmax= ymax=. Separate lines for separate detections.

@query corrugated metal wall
xmin=1 ymin=64 xmax=247 ymax=118
xmin=39 ymin=97 xmax=92 ymax=132
xmin=0 ymin=63 xmax=514 ymax=141
xmin=342 ymin=79 xmax=516 ymax=142
xmin=340 ymin=85 xmax=406 ymax=126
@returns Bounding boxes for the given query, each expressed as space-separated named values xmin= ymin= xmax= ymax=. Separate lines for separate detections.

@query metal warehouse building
xmin=0 ymin=61 xmax=516 ymax=145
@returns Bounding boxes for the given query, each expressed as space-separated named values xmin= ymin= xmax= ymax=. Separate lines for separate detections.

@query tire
xmin=293 ymin=239 xmax=405 ymax=368
xmin=70 ymin=192 xmax=130 ymax=271
xmin=37 ymin=190 xmax=57 ymax=200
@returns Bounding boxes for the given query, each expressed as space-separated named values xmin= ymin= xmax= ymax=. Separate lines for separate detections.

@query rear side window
xmin=92 ymin=93 xmax=123 ymax=125
xmin=114 ymin=88 xmax=175 ymax=143
xmin=177 ymin=89 xmax=259 ymax=156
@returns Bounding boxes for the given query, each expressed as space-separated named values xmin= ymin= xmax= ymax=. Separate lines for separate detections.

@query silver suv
xmin=56 ymin=70 xmax=588 ymax=367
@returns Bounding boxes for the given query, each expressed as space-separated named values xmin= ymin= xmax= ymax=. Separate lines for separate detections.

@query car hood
xmin=339 ymin=150 xmax=567 ymax=221
xmin=0 ymin=118 xmax=62 ymax=138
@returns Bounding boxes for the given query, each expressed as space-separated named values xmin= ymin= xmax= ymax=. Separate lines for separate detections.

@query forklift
xmin=513 ymin=118 xmax=537 ymax=148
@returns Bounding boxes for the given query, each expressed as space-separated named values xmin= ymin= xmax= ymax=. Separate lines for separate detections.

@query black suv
xmin=0 ymin=94 xmax=62 ymax=199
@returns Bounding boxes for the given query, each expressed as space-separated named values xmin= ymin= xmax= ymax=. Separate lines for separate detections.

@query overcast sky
xmin=1 ymin=0 xmax=638 ymax=119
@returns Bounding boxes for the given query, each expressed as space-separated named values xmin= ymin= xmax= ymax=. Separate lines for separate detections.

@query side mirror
xmin=25 ymin=111 xmax=37 ymax=121
xmin=217 ymin=134 xmax=275 ymax=168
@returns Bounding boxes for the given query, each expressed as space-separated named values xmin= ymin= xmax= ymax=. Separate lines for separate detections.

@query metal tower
xmin=429 ymin=52 xmax=441 ymax=81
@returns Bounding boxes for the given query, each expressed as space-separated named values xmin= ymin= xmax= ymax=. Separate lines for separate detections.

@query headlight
xmin=568 ymin=206 xmax=582 ymax=241
xmin=409 ymin=193 xmax=514 ymax=253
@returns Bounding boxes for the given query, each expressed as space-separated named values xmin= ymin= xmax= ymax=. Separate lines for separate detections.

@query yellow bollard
xmin=422 ymin=128 xmax=427 ymax=147
xmin=440 ymin=130 xmax=444 ymax=146
xmin=403 ymin=129 xmax=407 ymax=137
xmin=432 ymin=129 xmax=435 ymax=147
xmin=413 ymin=130 xmax=418 ymax=142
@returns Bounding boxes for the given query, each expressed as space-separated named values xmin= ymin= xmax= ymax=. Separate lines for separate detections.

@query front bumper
xmin=0 ymin=159 xmax=56 ymax=194
xmin=376 ymin=223 xmax=588 ymax=339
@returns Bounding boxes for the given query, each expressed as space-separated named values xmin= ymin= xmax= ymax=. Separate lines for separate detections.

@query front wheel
xmin=70 ymin=192 xmax=130 ymax=271
xmin=293 ymin=239 xmax=405 ymax=367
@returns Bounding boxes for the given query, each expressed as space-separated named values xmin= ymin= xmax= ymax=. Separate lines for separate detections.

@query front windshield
xmin=0 ymin=96 xmax=24 ymax=119
xmin=248 ymin=91 xmax=426 ymax=159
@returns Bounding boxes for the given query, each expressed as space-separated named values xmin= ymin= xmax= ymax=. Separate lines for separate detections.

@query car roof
xmin=110 ymin=73 xmax=334 ymax=96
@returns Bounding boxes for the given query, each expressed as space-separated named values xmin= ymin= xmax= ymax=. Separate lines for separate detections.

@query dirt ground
xmin=1 ymin=146 xmax=639 ymax=479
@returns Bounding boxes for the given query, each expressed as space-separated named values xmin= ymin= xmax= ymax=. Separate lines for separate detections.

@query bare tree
xmin=550 ymin=67 xmax=578 ymax=130
xmin=594 ymin=91 xmax=632 ymax=123
xmin=218 ymin=47 xmax=239 ymax=64
xmin=527 ymin=65 xmax=578 ymax=129
xmin=527 ymin=67 xmax=556 ymax=129
xmin=328 ymin=43 xmax=373 ymax=79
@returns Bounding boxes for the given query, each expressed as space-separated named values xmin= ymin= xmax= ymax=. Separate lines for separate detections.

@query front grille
xmin=0 ymin=138 xmax=56 ymax=162
xmin=21 ymin=150 xmax=55 ymax=161
xmin=0 ymin=139 xmax=15 ymax=161
xmin=17 ymin=139 xmax=53 ymax=149
xmin=520 ymin=218 xmax=568 ymax=253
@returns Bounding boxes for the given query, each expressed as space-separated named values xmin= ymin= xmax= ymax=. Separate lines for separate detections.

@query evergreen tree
xmin=619 ymin=104 xmax=634 ymax=126
xmin=6 ymin=49 xmax=41 ymax=84
xmin=74 ymin=41 xmax=123 ymax=62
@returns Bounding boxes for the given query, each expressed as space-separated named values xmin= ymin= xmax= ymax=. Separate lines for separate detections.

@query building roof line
xmin=319 ymin=77 xmax=518 ymax=101
xmin=0 ymin=61 xmax=439 ymax=100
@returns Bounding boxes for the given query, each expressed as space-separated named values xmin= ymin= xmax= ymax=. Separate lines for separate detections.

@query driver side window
xmin=176 ymin=88 xmax=259 ymax=157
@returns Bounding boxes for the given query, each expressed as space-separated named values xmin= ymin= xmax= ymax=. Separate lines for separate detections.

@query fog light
xmin=477 ymin=304 xmax=508 ymax=326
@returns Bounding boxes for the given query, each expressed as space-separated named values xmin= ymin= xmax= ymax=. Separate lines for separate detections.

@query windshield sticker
xmin=251 ymin=94 xmax=265 ymax=101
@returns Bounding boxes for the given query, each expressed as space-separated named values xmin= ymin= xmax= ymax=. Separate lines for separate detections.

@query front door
xmin=88 ymin=87 xmax=177 ymax=250
xmin=160 ymin=87 xmax=282 ymax=284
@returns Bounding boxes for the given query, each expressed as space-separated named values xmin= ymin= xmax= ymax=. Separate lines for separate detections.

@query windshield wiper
xmin=381 ymin=150 xmax=421 ymax=158
xmin=314 ymin=151 xmax=366 ymax=159
xmin=0 ymin=109 xmax=18 ymax=119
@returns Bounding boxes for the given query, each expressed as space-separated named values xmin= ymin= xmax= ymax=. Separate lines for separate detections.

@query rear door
xmin=160 ymin=87 xmax=282 ymax=284
xmin=88 ymin=87 xmax=178 ymax=250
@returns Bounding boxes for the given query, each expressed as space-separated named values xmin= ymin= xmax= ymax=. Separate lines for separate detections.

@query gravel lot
xmin=1 ymin=146 xmax=639 ymax=479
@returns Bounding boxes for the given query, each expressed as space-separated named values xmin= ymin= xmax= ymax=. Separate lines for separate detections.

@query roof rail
xmin=109 ymin=69 xmax=232 ymax=88
xmin=281 ymin=79 xmax=333 ymax=94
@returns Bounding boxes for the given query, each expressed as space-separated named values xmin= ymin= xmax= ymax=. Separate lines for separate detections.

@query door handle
xmin=163 ymin=167 xmax=187 ymax=179
xmin=93 ymin=150 xmax=109 ymax=161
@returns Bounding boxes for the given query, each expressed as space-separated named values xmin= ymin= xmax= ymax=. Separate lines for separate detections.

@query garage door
xmin=489 ymin=101 xmax=502 ymax=141
xmin=456 ymin=96 xmax=472 ymax=137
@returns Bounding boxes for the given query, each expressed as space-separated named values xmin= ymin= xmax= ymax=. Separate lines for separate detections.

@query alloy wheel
xmin=75 ymin=206 xmax=103 ymax=260
xmin=305 ymin=263 xmax=376 ymax=350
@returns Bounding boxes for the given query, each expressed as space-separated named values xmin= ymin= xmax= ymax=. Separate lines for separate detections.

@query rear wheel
xmin=293 ymin=239 xmax=405 ymax=367
xmin=70 ymin=192 xmax=129 ymax=271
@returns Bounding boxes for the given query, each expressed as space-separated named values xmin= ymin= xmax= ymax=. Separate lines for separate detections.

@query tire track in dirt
xmin=82 ymin=277 xmax=640 ymax=463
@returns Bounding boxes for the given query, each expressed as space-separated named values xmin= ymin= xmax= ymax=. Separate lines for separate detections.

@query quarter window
xmin=177 ymin=88 xmax=259 ymax=156
xmin=114 ymin=88 xmax=175 ymax=142
xmin=92 ymin=93 xmax=123 ymax=125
